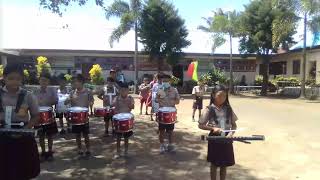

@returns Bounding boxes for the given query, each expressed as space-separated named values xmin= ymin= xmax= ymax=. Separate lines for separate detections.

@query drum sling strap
xmin=0 ymin=89 xmax=27 ymax=113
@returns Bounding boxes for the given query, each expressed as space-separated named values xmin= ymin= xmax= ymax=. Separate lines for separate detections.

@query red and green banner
xmin=187 ymin=61 xmax=198 ymax=82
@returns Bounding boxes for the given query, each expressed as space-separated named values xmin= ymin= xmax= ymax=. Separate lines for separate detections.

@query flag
xmin=187 ymin=61 xmax=198 ymax=81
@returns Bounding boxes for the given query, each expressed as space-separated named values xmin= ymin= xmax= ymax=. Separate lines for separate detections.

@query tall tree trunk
xmin=260 ymin=55 xmax=270 ymax=96
xmin=300 ymin=12 xmax=307 ymax=98
xmin=229 ymin=34 xmax=234 ymax=94
xmin=134 ymin=21 xmax=139 ymax=94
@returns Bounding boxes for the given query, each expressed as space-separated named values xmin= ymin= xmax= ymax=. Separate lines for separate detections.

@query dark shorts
xmin=104 ymin=114 xmax=113 ymax=122
xmin=56 ymin=112 xmax=68 ymax=119
xmin=207 ymin=132 xmax=235 ymax=167
xmin=115 ymin=131 xmax=133 ymax=138
xmin=158 ymin=123 xmax=175 ymax=132
xmin=193 ymin=97 xmax=203 ymax=110
xmin=35 ymin=121 xmax=58 ymax=136
xmin=0 ymin=134 xmax=40 ymax=179
xmin=71 ymin=123 xmax=90 ymax=134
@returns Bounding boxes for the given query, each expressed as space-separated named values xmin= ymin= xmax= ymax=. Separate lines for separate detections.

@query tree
xmin=105 ymin=0 xmax=142 ymax=88
xmin=138 ymin=0 xmax=190 ymax=71
xmin=239 ymin=0 xmax=297 ymax=96
xmin=198 ymin=9 xmax=241 ymax=93
xmin=39 ymin=0 xmax=105 ymax=16
xmin=278 ymin=0 xmax=320 ymax=98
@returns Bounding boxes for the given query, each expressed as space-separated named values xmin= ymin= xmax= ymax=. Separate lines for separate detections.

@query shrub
xmin=36 ymin=56 xmax=52 ymax=77
xmin=89 ymin=64 xmax=104 ymax=85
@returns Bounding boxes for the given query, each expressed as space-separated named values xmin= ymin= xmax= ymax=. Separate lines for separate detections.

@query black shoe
xmin=84 ymin=151 xmax=91 ymax=159
xmin=104 ymin=131 xmax=110 ymax=137
xmin=47 ymin=152 xmax=54 ymax=162
xmin=60 ymin=129 xmax=66 ymax=135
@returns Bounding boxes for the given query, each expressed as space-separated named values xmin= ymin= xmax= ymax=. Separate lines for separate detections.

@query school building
xmin=0 ymin=45 xmax=320 ymax=85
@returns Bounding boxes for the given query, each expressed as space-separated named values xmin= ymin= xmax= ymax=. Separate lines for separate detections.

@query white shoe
xmin=160 ymin=144 xmax=166 ymax=154
xmin=167 ymin=144 xmax=175 ymax=152
xmin=113 ymin=153 xmax=121 ymax=159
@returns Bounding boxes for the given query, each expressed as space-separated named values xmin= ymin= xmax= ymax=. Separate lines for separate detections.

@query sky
xmin=0 ymin=0 xmax=313 ymax=54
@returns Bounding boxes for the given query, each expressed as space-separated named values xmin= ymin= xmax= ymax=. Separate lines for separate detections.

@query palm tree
xmin=278 ymin=0 xmax=320 ymax=97
xmin=105 ymin=0 xmax=142 ymax=91
xmin=198 ymin=9 xmax=241 ymax=93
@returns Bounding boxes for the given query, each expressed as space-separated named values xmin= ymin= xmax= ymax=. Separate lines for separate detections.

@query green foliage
xmin=198 ymin=9 xmax=241 ymax=53
xmin=39 ymin=0 xmax=105 ymax=16
xmin=105 ymin=0 xmax=142 ymax=47
xmin=306 ymin=78 xmax=316 ymax=86
xmin=64 ymin=74 xmax=72 ymax=83
xmin=23 ymin=69 xmax=30 ymax=83
xmin=138 ymin=0 xmax=191 ymax=67
xmin=200 ymin=68 xmax=227 ymax=86
xmin=271 ymin=76 xmax=301 ymax=86
xmin=170 ymin=75 xmax=180 ymax=87
xmin=0 ymin=65 xmax=3 ymax=77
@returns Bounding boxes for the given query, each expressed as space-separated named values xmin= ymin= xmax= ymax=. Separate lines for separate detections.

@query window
xmin=269 ymin=61 xmax=287 ymax=75
xmin=292 ymin=60 xmax=300 ymax=75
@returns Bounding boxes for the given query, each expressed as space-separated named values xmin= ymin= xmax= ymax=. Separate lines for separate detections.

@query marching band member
xmin=150 ymin=73 xmax=162 ymax=121
xmin=35 ymin=72 xmax=59 ymax=162
xmin=0 ymin=63 xmax=40 ymax=179
xmin=97 ymin=77 xmax=118 ymax=136
xmin=192 ymin=80 xmax=205 ymax=122
xmin=55 ymin=74 xmax=70 ymax=134
xmin=112 ymin=83 xmax=135 ymax=159
xmin=138 ymin=77 xmax=151 ymax=115
xmin=156 ymin=74 xmax=180 ymax=154
xmin=198 ymin=85 xmax=238 ymax=180
xmin=65 ymin=74 xmax=94 ymax=158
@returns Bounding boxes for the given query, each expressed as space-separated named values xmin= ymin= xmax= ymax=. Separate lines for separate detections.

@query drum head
xmin=39 ymin=106 xmax=52 ymax=112
xmin=158 ymin=107 xmax=176 ymax=112
xmin=68 ymin=107 xmax=89 ymax=112
xmin=113 ymin=113 xmax=133 ymax=121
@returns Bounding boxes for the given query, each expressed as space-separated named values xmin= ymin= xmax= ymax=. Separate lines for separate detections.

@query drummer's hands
xmin=226 ymin=133 xmax=234 ymax=138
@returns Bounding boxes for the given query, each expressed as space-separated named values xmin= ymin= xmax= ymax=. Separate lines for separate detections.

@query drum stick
xmin=11 ymin=122 xmax=25 ymax=127
xmin=222 ymin=128 xmax=245 ymax=133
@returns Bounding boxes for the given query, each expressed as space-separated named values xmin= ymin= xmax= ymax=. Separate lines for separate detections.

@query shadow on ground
xmin=37 ymin=115 xmax=261 ymax=180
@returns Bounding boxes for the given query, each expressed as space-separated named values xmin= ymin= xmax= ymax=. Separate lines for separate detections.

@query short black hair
xmin=39 ymin=72 xmax=51 ymax=80
xmin=73 ymin=74 xmax=85 ymax=83
xmin=58 ymin=74 xmax=66 ymax=81
xmin=107 ymin=77 xmax=115 ymax=82
xmin=119 ymin=82 xmax=129 ymax=89
xmin=3 ymin=63 xmax=24 ymax=77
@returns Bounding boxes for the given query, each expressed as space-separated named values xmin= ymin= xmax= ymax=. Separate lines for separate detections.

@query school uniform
xmin=198 ymin=104 xmax=238 ymax=167
xmin=113 ymin=95 xmax=135 ymax=138
xmin=70 ymin=88 xmax=94 ymax=134
xmin=192 ymin=85 xmax=205 ymax=110
xmin=0 ymin=86 xmax=40 ymax=180
xmin=157 ymin=86 xmax=180 ymax=131
xmin=35 ymin=87 xmax=59 ymax=136
xmin=151 ymin=82 xmax=161 ymax=113
xmin=55 ymin=87 xmax=70 ymax=119
xmin=98 ymin=85 xmax=118 ymax=122
xmin=139 ymin=83 xmax=150 ymax=104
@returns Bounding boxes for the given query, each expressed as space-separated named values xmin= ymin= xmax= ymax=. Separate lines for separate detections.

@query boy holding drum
xmin=35 ymin=72 xmax=59 ymax=162
xmin=65 ymin=74 xmax=94 ymax=158
xmin=112 ymin=82 xmax=135 ymax=159
xmin=97 ymin=77 xmax=118 ymax=136
xmin=156 ymin=74 xmax=180 ymax=154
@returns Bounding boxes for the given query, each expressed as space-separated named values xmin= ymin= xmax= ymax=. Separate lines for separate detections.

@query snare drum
xmin=39 ymin=106 xmax=54 ymax=125
xmin=112 ymin=113 xmax=134 ymax=133
xmin=94 ymin=107 xmax=107 ymax=117
xmin=157 ymin=107 xmax=177 ymax=124
xmin=68 ymin=107 xmax=89 ymax=125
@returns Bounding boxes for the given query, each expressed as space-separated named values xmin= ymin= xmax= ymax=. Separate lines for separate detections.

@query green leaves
xmin=105 ymin=0 xmax=142 ymax=47
xmin=138 ymin=0 xmax=190 ymax=67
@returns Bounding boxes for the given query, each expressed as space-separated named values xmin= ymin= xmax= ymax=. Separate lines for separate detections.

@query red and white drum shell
xmin=68 ymin=107 xmax=89 ymax=125
xmin=39 ymin=106 xmax=54 ymax=125
xmin=157 ymin=107 xmax=177 ymax=124
xmin=94 ymin=107 xmax=107 ymax=117
xmin=112 ymin=113 xmax=134 ymax=133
